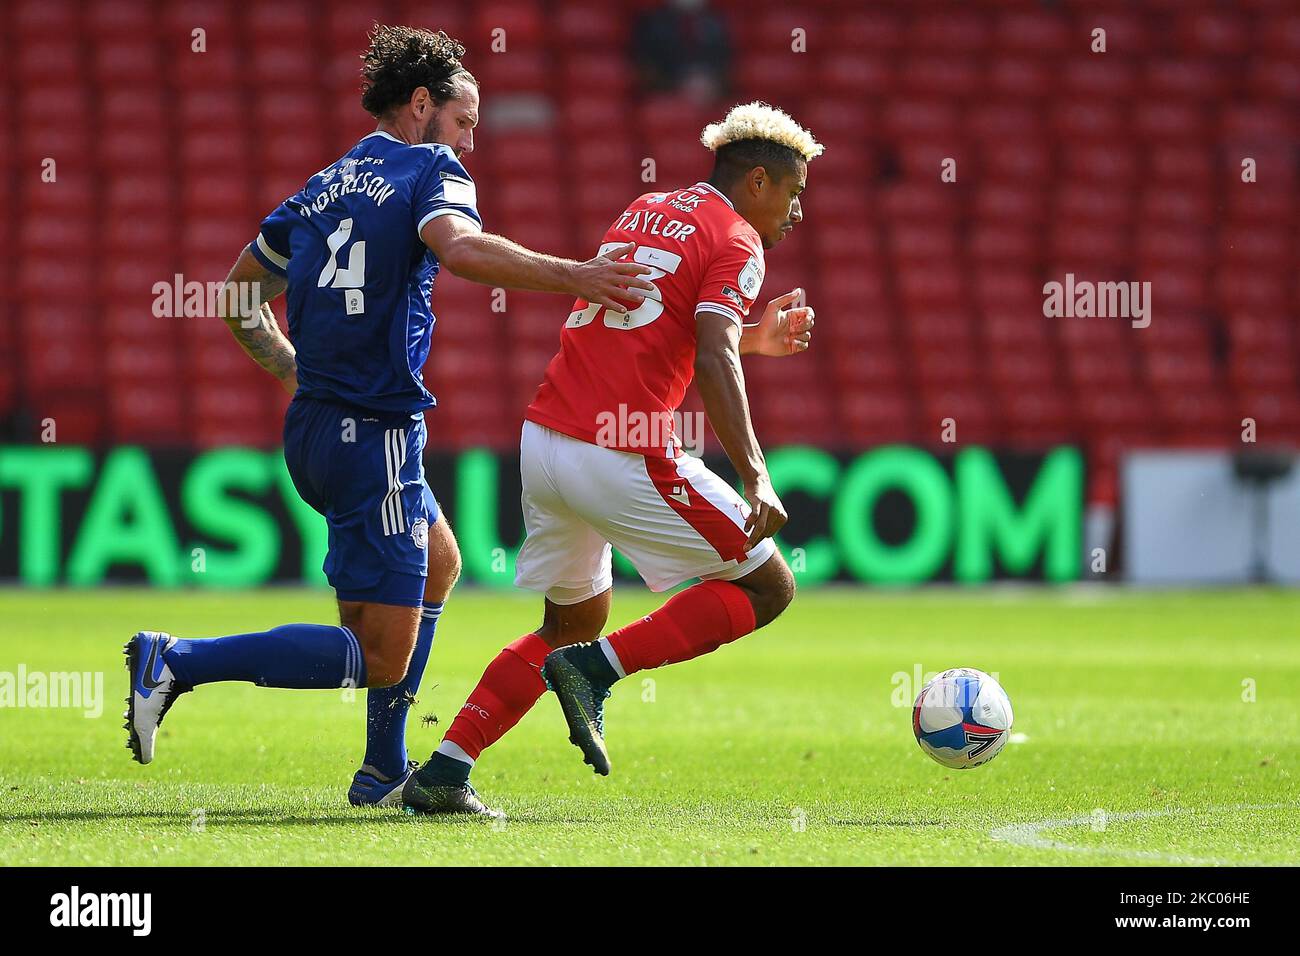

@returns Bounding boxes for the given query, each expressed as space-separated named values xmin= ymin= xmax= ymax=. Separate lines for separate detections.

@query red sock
xmin=606 ymin=580 xmax=757 ymax=676
xmin=442 ymin=633 xmax=551 ymax=760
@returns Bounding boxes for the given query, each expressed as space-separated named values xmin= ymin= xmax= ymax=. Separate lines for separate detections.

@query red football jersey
xmin=525 ymin=182 xmax=766 ymax=458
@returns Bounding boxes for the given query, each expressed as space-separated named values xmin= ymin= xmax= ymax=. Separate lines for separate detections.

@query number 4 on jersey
xmin=318 ymin=218 xmax=367 ymax=315
xmin=567 ymin=242 xmax=683 ymax=330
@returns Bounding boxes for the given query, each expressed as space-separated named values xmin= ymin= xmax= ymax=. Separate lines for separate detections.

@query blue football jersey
xmin=249 ymin=131 xmax=481 ymax=413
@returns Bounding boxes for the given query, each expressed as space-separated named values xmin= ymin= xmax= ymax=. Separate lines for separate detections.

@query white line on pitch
xmin=989 ymin=802 xmax=1300 ymax=866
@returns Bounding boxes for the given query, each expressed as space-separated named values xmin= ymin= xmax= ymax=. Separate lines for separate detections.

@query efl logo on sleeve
xmin=738 ymin=256 xmax=762 ymax=297
xmin=439 ymin=172 xmax=477 ymax=208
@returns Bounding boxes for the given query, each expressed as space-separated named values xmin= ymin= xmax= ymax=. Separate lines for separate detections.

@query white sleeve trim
xmin=695 ymin=302 xmax=744 ymax=327
xmin=255 ymin=233 xmax=290 ymax=270
xmin=417 ymin=207 xmax=482 ymax=235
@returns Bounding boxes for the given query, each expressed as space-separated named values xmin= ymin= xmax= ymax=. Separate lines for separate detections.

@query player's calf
xmin=405 ymin=591 xmax=611 ymax=806
xmin=535 ymin=591 xmax=612 ymax=647
xmin=337 ymin=600 xmax=421 ymax=687
xmin=422 ymin=515 xmax=463 ymax=605
xmin=353 ymin=514 xmax=460 ymax=798
xmin=730 ymin=550 xmax=797 ymax=630
xmin=544 ymin=571 xmax=784 ymax=774
xmin=122 ymin=622 xmax=371 ymax=767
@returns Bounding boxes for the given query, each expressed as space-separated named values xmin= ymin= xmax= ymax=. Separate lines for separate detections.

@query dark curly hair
xmin=360 ymin=24 xmax=477 ymax=118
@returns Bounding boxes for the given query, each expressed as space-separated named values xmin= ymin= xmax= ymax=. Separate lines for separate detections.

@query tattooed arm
xmin=216 ymin=246 xmax=298 ymax=395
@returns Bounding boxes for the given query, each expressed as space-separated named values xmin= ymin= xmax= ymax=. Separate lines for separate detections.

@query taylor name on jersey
xmin=526 ymin=181 xmax=766 ymax=457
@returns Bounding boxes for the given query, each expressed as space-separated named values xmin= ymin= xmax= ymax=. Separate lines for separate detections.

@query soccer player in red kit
xmin=404 ymin=103 xmax=821 ymax=816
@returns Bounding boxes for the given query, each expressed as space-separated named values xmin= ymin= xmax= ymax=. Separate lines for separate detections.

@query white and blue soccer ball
xmin=912 ymin=668 xmax=1013 ymax=769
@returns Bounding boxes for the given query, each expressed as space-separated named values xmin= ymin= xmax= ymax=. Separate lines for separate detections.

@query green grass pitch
xmin=1 ymin=586 xmax=1297 ymax=866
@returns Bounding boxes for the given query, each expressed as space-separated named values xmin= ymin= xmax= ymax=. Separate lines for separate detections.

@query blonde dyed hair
xmin=700 ymin=102 xmax=824 ymax=162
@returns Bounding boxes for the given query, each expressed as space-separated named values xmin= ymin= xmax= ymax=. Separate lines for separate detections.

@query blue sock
xmin=162 ymin=624 xmax=366 ymax=690
xmin=362 ymin=602 xmax=441 ymax=779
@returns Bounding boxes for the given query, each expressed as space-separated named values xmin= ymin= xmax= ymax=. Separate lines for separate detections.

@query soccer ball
xmin=912 ymin=668 xmax=1014 ymax=769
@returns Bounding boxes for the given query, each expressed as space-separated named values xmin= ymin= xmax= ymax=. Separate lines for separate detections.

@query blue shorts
xmin=283 ymin=396 xmax=439 ymax=608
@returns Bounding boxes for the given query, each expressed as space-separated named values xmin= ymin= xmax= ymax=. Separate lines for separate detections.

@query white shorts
xmin=514 ymin=421 xmax=777 ymax=603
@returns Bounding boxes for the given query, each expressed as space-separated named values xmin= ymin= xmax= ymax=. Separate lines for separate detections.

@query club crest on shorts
xmin=410 ymin=517 xmax=429 ymax=550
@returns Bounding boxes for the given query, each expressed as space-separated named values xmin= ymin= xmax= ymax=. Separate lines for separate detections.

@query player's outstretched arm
xmin=740 ymin=288 xmax=815 ymax=357
xmin=694 ymin=313 xmax=788 ymax=549
xmin=217 ymin=245 xmax=298 ymax=396
xmin=421 ymin=215 xmax=655 ymax=313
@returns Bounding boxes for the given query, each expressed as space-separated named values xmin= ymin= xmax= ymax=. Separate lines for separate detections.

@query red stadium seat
xmin=987 ymin=58 xmax=1054 ymax=100
xmin=914 ymin=349 xmax=982 ymax=390
xmin=1077 ymin=390 xmax=1164 ymax=445
xmin=830 ymin=348 xmax=906 ymax=389
xmin=1242 ymin=57 xmax=1300 ymax=100
xmin=27 ymin=398 xmax=106 ymax=445
xmin=470 ymin=1 xmax=545 ymax=49
xmin=969 ymin=224 xmax=1039 ymax=263
xmin=1224 ymin=188 xmax=1297 ymax=228
xmin=1228 ymin=351 xmax=1297 ymax=392
xmin=13 ymin=0 xmax=82 ymax=36
xmin=1144 ymin=59 xmax=1229 ymax=100
xmin=898 ymin=56 xmax=982 ymax=98
xmin=1158 ymin=391 xmax=1238 ymax=445
xmin=999 ymin=388 xmax=1077 ymax=448
xmin=910 ymin=13 xmax=991 ymax=52
xmin=1225 ymin=312 xmax=1293 ymax=352
xmin=1148 ymin=145 xmax=1215 ymax=185
xmin=1066 ymin=351 xmax=1139 ymax=389
xmin=1260 ymin=13 xmax=1300 ymax=56
xmin=1 ymin=0 xmax=1291 ymax=473
xmin=561 ymin=55 xmax=632 ymax=96
xmin=1050 ymin=221 xmax=1131 ymax=264
xmin=831 ymin=11 xmax=905 ymax=52
xmin=1138 ymin=227 xmax=1214 ymax=269
xmin=1133 ymin=101 xmax=1210 ymax=142
xmin=840 ymin=389 xmax=919 ymax=446
xmin=973 ymin=272 xmax=1044 ymax=315
xmin=814 ymin=52 xmax=894 ymax=98
xmin=736 ymin=52 xmax=812 ymax=96
xmin=1061 ymin=144 xmax=1139 ymax=185
xmin=553 ymin=3 xmax=624 ymax=46
xmin=995 ymin=11 xmax=1073 ymax=54
xmin=1237 ymin=390 xmax=1300 ymax=446
xmin=94 ymin=39 xmax=161 ymax=84
xmin=919 ymin=390 xmax=1001 ymax=447
xmin=987 ymin=349 xmax=1060 ymax=389
xmin=894 ymin=263 xmax=967 ymax=308
xmin=85 ymin=0 xmax=157 ymax=38
xmin=173 ymin=45 xmax=239 ymax=86
xmin=1178 ymin=12 xmax=1251 ymax=57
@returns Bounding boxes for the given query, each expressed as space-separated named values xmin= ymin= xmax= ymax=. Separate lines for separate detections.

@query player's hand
xmin=743 ymin=288 xmax=815 ymax=357
xmin=571 ymin=242 xmax=657 ymax=314
xmin=743 ymin=474 xmax=788 ymax=550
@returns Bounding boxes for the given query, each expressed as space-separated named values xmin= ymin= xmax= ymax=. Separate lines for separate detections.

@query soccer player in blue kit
xmin=123 ymin=25 xmax=653 ymax=815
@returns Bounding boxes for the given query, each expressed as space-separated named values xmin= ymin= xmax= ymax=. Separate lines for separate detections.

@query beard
xmin=419 ymin=110 xmax=443 ymax=146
